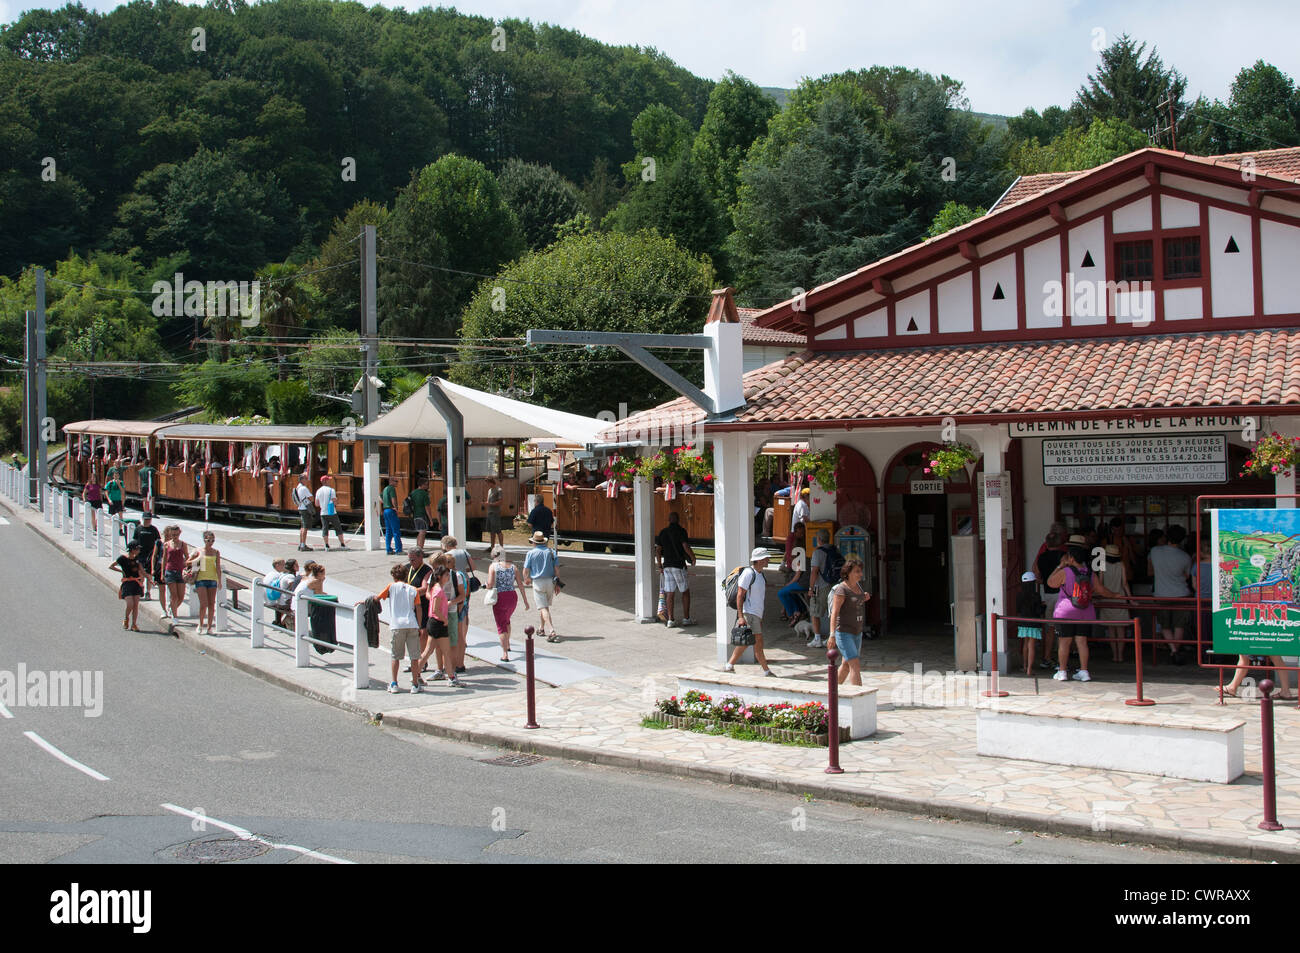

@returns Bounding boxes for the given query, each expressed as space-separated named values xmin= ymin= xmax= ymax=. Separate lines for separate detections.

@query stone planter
xmin=648 ymin=712 xmax=849 ymax=746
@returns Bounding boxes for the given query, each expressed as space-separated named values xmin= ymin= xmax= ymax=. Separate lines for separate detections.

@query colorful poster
xmin=1211 ymin=508 xmax=1300 ymax=655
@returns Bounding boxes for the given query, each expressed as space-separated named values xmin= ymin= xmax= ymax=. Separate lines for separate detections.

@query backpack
xmin=818 ymin=544 xmax=845 ymax=587
xmin=721 ymin=565 xmax=748 ymax=605
xmin=1065 ymin=568 xmax=1093 ymax=610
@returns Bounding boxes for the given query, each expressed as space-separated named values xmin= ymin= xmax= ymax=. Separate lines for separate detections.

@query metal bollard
xmin=1258 ymin=679 xmax=1284 ymax=831
xmin=352 ymin=605 xmax=368 ymax=690
xmin=294 ymin=594 xmax=310 ymax=667
xmin=826 ymin=647 xmax=844 ymax=774
xmin=1126 ymin=617 xmax=1156 ymax=706
xmin=250 ymin=581 xmax=265 ymax=648
xmin=982 ymin=613 xmax=1009 ymax=697
xmin=524 ymin=625 xmax=539 ymax=729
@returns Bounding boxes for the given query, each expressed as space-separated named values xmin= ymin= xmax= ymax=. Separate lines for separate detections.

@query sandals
xmin=123 ymin=619 xmax=129 ymax=629
xmin=500 ymin=655 xmax=511 ymax=662
xmin=131 ymin=624 xmax=140 ymax=631
xmin=547 ymin=632 xmax=562 ymax=643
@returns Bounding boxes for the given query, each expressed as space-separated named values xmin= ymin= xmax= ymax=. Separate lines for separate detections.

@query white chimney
xmin=703 ymin=287 xmax=744 ymax=415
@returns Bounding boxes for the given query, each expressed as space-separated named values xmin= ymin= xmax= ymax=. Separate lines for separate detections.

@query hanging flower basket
xmin=926 ymin=442 xmax=978 ymax=479
xmin=1241 ymin=432 xmax=1300 ymax=478
xmin=790 ymin=447 xmax=838 ymax=493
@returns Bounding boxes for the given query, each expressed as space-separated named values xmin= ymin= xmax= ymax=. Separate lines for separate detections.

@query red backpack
xmin=1065 ymin=567 xmax=1093 ymax=610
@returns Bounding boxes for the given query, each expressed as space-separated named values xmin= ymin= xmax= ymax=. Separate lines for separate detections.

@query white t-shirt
xmin=386 ymin=581 xmax=420 ymax=630
xmin=315 ymin=485 xmax=337 ymax=516
xmin=262 ymin=569 xmax=283 ymax=604
xmin=1150 ymin=544 xmax=1192 ymax=597
xmin=293 ymin=578 xmax=312 ymax=600
xmin=738 ymin=566 xmax=766 ymax=617
xmin=278 ymin=571 xmax=297 ymax=599
xmin=792 ymin=499 xmax=809 ymax=526
xmin=294 ymin=483 xmax=313 ymax=511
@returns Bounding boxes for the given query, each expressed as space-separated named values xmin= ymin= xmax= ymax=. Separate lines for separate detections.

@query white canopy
xmin=356 ymin=377 xmax=605 ymax=447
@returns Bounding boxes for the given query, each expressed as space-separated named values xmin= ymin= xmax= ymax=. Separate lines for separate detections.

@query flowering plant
xmin=926 ymin=442 xmax=977 ymax=478
xmin=656 ymin=694 xmax=683 ymax=716
xmin=1241 ymin=432 xmax=1300 ymax=478
xmin=670 ymin=443 xmax=714 ymax=484
xmin=680 ymin=689 xmax=717 ymax=719
xmin=790 ymin=447 xmax=838 ymax=492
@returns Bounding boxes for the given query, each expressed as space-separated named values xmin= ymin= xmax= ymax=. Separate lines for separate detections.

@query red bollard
xmin=523 ymin=625 xmax=539 ymax=730
xmin=1126 ymin=617 xmax=1155 ymax=706
xmin=826 ymin=647 xmax=843 ymax=775
xmin=1258 ymin=679 xmax=1283 ymax=831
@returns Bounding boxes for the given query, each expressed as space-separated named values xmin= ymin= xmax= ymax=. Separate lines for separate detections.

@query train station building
xmin=599 ymin=146 xmax=1300 ymax=668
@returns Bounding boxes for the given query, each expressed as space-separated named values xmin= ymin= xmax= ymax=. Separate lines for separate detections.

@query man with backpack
xmin=293 ymin=474 xmax=315 ymax=552
xmin=808 ymin=529 xmax=845 ymax=649
xmin=723 ymin=547 xmax=775 ymax=676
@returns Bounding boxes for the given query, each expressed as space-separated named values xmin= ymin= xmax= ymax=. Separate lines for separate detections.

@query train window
xmin=339 ymin=444 xmax=353 ymax=470
xmin=468 ymin=445 xmax=498 ymax=478
xmin=378 ymin=445 xmax=389 ymax=474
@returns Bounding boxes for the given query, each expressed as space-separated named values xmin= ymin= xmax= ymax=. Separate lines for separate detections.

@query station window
xmin=1163 ymin=236 xmax=1202 ymax=279
xmin=1114 ymin=240 xmax=1154 ymax=281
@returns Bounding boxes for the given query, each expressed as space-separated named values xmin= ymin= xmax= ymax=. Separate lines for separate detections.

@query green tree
xmin=1072 ymin=35 xmax=1187 ymax=134
xmin=927 ymin=201 xmax=986 ymax=237
xmin=497 ymin=160 xmax=584 ymax=251
xmin=622 ymin=103 xmax=693 ymax=182
xmin=307 ymin=200 xmax=389 ymax=334
xmin=1006 ymin=105 xmax=1072 ymax=145
xmin=171 ymin=359 xmax=272 ymax=420
xmin=1183 ymin=62 xmax=1300 ymax=154
xmin=454 ymin=229 xmax=714 ymax=414
xmin=691 ymin=71 xmax=778 ymax=210
xmin=604 ymin=152 xmax=729 ymax=274
xmin=378 ymin=155 xmax=524 ymax=340
xmin=1010 ymin=117 xmax=1148 ymax=174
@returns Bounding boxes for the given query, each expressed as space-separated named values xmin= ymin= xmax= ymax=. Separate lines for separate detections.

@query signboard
xmin=976 ymin=472 xmax=1013 ymax=540
xmin=1211 ymin=508 xmax=1300 ymax=655
xmin=1011 ymin=415 xmax=1256 ymax=437
xmin=1042 ymin=434 xmax=1227 ymax=486
xmin=910 ymin=480 xmax=945 ymax=495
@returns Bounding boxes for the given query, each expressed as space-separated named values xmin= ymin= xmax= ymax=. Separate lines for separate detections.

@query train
xmin=1237 ymin=574 xmax=1295 ymax=604
xmin=56 ymin=418 xmax=804 ymax=548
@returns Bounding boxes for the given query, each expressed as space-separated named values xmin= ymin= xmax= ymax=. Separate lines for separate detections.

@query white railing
xmin=295 ymin=591 xmax=370 ymax=691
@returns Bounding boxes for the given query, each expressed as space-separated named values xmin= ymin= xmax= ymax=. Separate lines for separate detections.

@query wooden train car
xmin=1238 ymin=574 xmax=1294 ymax=603
xmin=58 ymin=419 xmax=525 ymax=537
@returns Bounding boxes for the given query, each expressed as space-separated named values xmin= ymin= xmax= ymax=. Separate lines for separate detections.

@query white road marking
xmin=160 ymin=803 xmax=353 ymax=864
xmin=0 ymin=701 xmax=12 ymax=718
xmin=0 ymin=516 xmax=10 ymax=525
xmin=23 ymin=731 xmax=110 ymax=781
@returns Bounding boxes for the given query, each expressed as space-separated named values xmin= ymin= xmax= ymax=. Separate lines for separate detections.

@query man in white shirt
xmin=782 ymin=487 xmax=812 ymax=573
xmin=364 ymin=564 xmax=423 ymax=694
xmin=725 ymin=547 xmax=775 ymax=676
xmin=293 ymin=474 xmax=314 ymax=551
xmin=314 ymin=475 xmax=347 ymax=550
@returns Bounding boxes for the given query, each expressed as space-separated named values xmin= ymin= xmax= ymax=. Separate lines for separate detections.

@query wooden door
xmin=903 ymin=494 xmax=950 ymax=623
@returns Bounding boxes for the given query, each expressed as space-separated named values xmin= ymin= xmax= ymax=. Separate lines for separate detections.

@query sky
xmin=3 ymin=0 xmax=1298 ymax=116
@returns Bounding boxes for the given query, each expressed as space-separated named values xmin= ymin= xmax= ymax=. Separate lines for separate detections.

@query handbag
xmin=730 ymin=623 xmax=755 ymax=646
xmin=468 ymin=573 xmax=483 ymax=593
xmin=483 ymin=586 xmax=498 ymax=606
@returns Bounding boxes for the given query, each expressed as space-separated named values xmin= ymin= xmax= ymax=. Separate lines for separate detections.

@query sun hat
xmin=750 ymin=546 xmax=770 ymax=563
xmin=1020 ymin=570 xmax=1037 ymax=582
xmin=1104 ymin=544 xmax=1121 ymax=557
xmin=530 ymin=531 xmax=547 ymax=543
xmin=1067 ymin=534 xmax=1087 ymax=546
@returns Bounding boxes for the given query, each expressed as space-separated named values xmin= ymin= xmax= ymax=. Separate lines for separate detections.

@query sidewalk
xmin=7 ymin=492 xmax=1300 ymax=861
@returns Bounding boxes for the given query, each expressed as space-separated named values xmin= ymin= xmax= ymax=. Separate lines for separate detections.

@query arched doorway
xmin=883 ymin=442 xmax=975 ymax=629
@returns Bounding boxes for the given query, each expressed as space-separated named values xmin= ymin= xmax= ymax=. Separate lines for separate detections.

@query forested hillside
xmin=1 ymin=6 xmax=1298 ymax=438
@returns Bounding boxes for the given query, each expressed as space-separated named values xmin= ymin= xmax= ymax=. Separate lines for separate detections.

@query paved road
xmin=0 ymin=514 xmax=1218 ymax=864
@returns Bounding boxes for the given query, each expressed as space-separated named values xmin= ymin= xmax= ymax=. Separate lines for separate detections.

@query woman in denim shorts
xmin=828 ymin=556 xmax=870 ymax=686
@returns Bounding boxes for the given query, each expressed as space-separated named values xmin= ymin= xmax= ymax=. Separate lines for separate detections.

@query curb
xmin=6 ymin=498 xmax=1294 ymax=863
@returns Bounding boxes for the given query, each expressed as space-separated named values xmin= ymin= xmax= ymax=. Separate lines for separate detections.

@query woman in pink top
xmin=1047 ymin=542 xmax=1118 ymax=683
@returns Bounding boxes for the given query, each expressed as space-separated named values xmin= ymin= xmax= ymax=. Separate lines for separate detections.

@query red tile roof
xmin=597 ymin=329 xmax=1300 ymax=441
xmin=991 ymin=147 xmax=1300 ymax=211
xmin=738 ymin=307 xmax=805 ymax=346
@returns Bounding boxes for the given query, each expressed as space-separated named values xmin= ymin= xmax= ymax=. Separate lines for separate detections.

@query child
xmin=1016 ymin=570 xmax=1045 ymax=675
xmin=418 ymin=565 xmax=463 ymax=688
xmin=365 ymin=564 xmax=423 ymax=694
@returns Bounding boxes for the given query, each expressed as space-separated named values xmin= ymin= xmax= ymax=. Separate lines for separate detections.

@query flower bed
xmin=647 ymin=690 xmax=849 ymax=746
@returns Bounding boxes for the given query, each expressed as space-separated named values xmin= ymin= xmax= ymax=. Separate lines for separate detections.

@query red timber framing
xmin=766 ymin=149 xmax=1300 ymax=351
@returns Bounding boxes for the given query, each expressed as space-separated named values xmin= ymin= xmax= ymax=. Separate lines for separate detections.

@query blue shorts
xmin=195 ymin=580 xmax=218 ymax=589
xmin=833 ymin=630 xmax=861 ymax=661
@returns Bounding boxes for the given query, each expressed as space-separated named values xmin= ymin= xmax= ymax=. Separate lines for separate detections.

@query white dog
xmin=793 ymin=619 xmax=819 ymax=645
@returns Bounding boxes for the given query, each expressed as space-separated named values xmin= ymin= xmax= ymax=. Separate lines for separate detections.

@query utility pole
xmin=359 ymin=224 xmax=381 ymax=551
xmin=23 ymin=267 xmax=47 ymax=508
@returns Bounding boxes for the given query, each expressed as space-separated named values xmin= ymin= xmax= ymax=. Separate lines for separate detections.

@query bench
xmin=975 ymin=697 xmax=1245 ymax=783
xmin=676 ymin=668 xmax=877 ymax=739
xmin=225 ymin=577 xmax=249 ymax=610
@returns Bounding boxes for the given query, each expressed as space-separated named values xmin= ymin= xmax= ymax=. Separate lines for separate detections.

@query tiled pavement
xmin=9 ymin=495 xmax=1300 ymax=860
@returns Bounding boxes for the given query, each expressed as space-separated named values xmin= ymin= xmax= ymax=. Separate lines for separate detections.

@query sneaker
xmin=1072 ymin=669 xmax=1091 ymax=682
xmin=681 ymin=617 xmax=697 ymax=626
xmin=763 ymin=668 xmax=777 ymax=677
xmin=387 ymin=681 xmax=400 ymax=694
xmin=666 ymin=619 xmax=680 ymax=628
xmin=410 ymin=683 xmax=421 ymax=694
xmin=807 ymin=637 xmax=824 ymax=648
xmin=723 ymin=663 xmax=735 ymax=672
xmin=455 ymin=666 xmax=466 ymax=674
xmin=1052 ymin=670 xmax=1068 ymax=681
xmin=403 ymin=663 xmax=412 ymax=673
xmin=1038 ymin=660 xmax=1055 ymax=671
xmin=324 ymin=542 xmax=331 ymax=550
xmin=448 ymin=677 xmax=466 ymax=688
xmin=429 ymin=670 xmax=447 ymax=681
